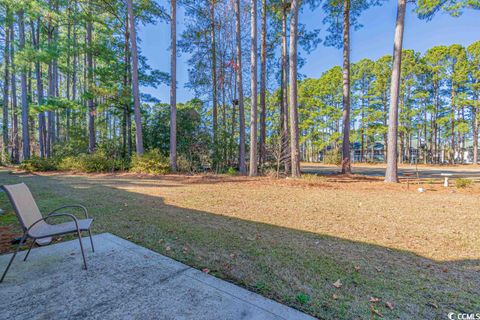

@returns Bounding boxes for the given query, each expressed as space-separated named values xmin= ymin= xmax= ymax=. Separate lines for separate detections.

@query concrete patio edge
xmin=0 ymin=233 xmax=317 ymax=320
xmin=97 ymin=233 xmax=316 ymax=320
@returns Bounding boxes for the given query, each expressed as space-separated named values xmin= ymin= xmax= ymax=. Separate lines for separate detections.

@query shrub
xmin=455 ymin=178 xmax=473 ymax=189
xmin=20 ymin=157 xmax=58 ymax=172
xmin=323 ymin=149 xmax=341 ymax=165
xmin=177 ymin=155 xmax=193 ymax=173
xmin=130 ymin=149 xmax=170 ymax=175
xmin=226 ymin=167 xmax=237 ymax=176
xmin=57 ymin=156 xmax=80 ymax=172
xmin=58 ymin=152 xmax=127 ymax=173
xmin=177 ymin=154 xmax=204 ymax=173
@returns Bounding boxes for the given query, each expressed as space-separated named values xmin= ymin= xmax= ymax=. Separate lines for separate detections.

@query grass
xmin=0 ymin=168 xmax=478 ymax=319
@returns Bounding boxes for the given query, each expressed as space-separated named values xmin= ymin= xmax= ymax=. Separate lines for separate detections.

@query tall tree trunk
xmin=46 ymin=10 xmax=55 ymax=158
xmin=2 ymin=12 xmax=10 ymax=160
xmin=361 ymin=87 xmax=365 ymax=162
xmin=126 ymin=41 xmax=133 ymax=156
xmin=122 ymin=17 xmax=130 ymax=158
xmin=341 ymin=0 xmax=351 ymax=174
xmin=86 ymin=13 xmax=96 ymax=153
xmin=170 ymin=0 xmax=177 ymax=172
xmin=385 ymin=0 xmax=406 ymax=183
xmin=66 ymin=13 xmax=71 ymax=141
xmin=210 ymin=0 xmax=218 ymax=166
xmin=10 ymin=18 xmax=19 ymax=163
xmin=221 ymin=51 xmax=227 ymax=164
xmin=72 ymin=1 xmax=78 ymax=126
xmin=234 ymin=0 xmax=246 ymax=174
xmin=249 ymin=0 xmax=258 ymax=176
xmin=52 ymin=0 xmax=59 ymax=144
xmin=127 ymin=0 xmax=144 ymax=155
xmin=18 ymin=10 xmax=30 ymax=160
xmin=423 ymin=101 xmax=428 ymax=163
xmin=259 ymin=0 xmax=267 ymax=167
xmin=281 ymin=3 xmax=290 ymax=174
xmin=473 ymin=88 xmax=479 ymax=164
xmin=32 ymin=19 xmax=46 ymax=158
xmin=230 ymin=56 xmax=237 ymax=165
xmin=450 ymin=86 xmax=456 ymax=163
xmin=433 ymin=86 xmax=438 ymax=163
xmin=289 ymin=0 xmax=300 ymax=178
xmin=383 ymin=92 xmax=387 ymax=162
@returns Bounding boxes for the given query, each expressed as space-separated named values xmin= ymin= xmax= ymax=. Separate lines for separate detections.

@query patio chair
xmin=0 ymin=183 xmax=94 ymax=283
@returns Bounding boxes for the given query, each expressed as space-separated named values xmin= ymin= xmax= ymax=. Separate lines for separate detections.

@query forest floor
xmin=0 ymin=167 xmax=479 ymax=319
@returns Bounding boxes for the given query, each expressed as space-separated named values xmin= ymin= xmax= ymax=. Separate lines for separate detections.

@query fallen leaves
xmin=332 ymin=279 xmax=342 ymax=288
xmin=370 ymin=305 xmax=384 ymax=318
xmin=369 ymin=296 xmax=395 ymax=317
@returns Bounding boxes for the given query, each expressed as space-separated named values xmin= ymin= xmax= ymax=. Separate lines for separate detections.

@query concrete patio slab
xmin=0 ymin=233 xmax=316 ymax=320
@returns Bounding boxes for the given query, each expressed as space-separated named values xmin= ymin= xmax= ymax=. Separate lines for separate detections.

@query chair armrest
xmin=27 ymin=213 xmax=80 ymax=233
xmin=48 ymin=205 xmax=88 ymax=219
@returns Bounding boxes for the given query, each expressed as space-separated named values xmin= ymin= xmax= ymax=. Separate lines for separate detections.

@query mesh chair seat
xmin=29 ymin=218 xmax=94 ymax=238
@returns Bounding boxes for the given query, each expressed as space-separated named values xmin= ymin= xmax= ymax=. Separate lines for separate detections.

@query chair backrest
xmin=2 ymin=183 xmax=43 ymax=231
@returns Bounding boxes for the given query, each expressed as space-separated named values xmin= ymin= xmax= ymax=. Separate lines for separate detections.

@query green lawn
xmin=0 ymin=169 xmax=478 ymax=319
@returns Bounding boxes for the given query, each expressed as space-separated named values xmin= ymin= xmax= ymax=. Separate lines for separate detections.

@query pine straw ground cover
xmin=0 ymin=168 xmax=478 ymax=319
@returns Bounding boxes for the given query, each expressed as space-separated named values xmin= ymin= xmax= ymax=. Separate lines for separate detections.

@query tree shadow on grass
xmin=0 ymin=170 xmax=478 ymax=319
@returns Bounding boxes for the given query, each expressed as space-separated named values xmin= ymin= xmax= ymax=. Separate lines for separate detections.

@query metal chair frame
xmin=1 ymin=186 xmax=94 ymax=283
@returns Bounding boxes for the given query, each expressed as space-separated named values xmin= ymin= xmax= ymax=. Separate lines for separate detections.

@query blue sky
xmin=138 ymin=2 xmax=479 ymax=103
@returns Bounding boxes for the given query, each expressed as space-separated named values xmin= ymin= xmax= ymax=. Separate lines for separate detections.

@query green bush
xmin=226 ymin=167 xmax=237 ymax=176
xmin=130 ymin=149 xmax=170 ymax=175
xmin=20 ymin=157 xmax=58 ymax=172
xmin=455 ymin=178 xmax=473 ymax=189
xmin=323 ymin=149 xmax=341 ymax=165
xmin=59 ymin=152 xmax=127 ymax=173
xmin=57 ymin=156 xmax=80 ymax=171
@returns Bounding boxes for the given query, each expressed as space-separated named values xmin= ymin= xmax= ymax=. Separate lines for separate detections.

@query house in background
xmin=350 ymin=142 xmax=385 ymax=163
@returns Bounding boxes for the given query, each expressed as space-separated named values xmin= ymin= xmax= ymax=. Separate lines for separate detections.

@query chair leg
xmin=23 ymin=240 xmax=35 ymax=262
xmin=77 ymin=231 xmax=87 ymax=270
xmin=1 ymin=233 xmax=27 ymax=283
xmin=88 ymin=230 xmax=95 ymax=252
